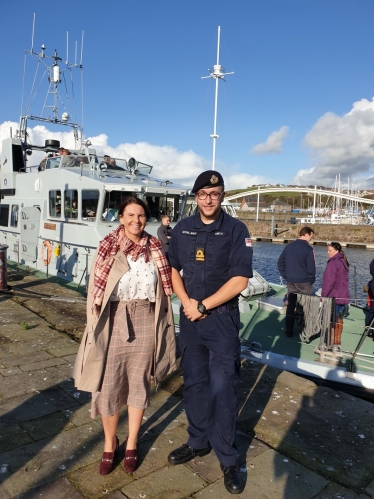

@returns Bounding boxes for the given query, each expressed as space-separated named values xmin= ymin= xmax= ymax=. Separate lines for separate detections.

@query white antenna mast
xmin=31 ymin=13 xmax=35 ymax=52
xmin=202 ymin=26 xmax=234 ymax=170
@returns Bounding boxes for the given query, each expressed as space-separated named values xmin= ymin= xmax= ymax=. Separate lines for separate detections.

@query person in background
xmin=363 ymin=259 xmax=374 ymax=338
xmin=61 ymin=149 xmax=76 ymax=167
xmin=321 ymin=242 xmax=350 ymax=348
xmin=167 ymin=170 xmax=253 ymax=495
xmin=73 ymin=197 xmax=177 ymax=476
xmin=157 ymin=215 xmax=173 ymax=256
xmin=277 ymin=226 xmax=316 ymax=337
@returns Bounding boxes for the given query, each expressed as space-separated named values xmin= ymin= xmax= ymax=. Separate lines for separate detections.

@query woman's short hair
xmin=118 ymin=197 xmax=151 ymax=221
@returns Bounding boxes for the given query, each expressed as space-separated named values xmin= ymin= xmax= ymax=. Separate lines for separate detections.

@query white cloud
xmin=251 ymin=126 xmax=289 ymax=156
xmin=0 ymin=123 xmax=272 ymax=191
xmin=224 ymin=172 xmax=268 ymax=190
xmin=294 ymin=98 xmax=374 ymax=188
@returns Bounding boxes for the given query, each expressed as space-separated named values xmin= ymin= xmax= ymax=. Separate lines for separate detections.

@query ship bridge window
xmin=0 ymin=205 xmax=9 ymax=227
xmin=82 ymin=189 xmax=99 ymax=220
xmin=46 ymin=157 xmax=61 ymax=169
xmin=10 ymin=205 xmax=19 ymax=227
xmin=145 ymin=194 xmax=182 ymax=222
xmin=101 ymin=191 xmax=134 ymax=222
xmin=49 ymin=190 xmax=61 ymax=218
xmin=65 ymin=189 xmax=78 ymax=219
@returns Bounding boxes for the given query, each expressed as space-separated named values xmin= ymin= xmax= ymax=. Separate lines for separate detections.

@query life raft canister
xmin=41 ymin=240 xmax=52 ymax=265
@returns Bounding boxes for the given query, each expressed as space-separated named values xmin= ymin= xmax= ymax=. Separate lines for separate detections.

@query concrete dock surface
xmin=1 ymin=271 xmax=374 ymax=498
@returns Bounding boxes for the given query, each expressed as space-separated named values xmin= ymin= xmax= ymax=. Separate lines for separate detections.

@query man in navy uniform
xmin=167 ymin=170 xmax=253 ymax=494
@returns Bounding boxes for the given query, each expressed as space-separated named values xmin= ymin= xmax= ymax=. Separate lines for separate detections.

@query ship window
xmin=102 ymin=191 xmax=134 ymax=222
xmin=65 ymin=189 xmax=78 ymax=219
xmin=144 ymin=194 xmax=181 ymax=222
xmin=0 ymin=205 xmax=9 ymax=226
xmin=49 ymin=190 xmax=61 ymax=218
xmin=82 ymin=189 xmax=99 ymax=220
xmin=10 ymin=205 xmax=19 ymax=227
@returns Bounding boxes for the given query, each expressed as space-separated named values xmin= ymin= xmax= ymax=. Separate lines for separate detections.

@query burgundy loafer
xmin=124 ymin=447 xmax=138 ymax=473
xmin=99 ymin=436 xmax=119 ymax=476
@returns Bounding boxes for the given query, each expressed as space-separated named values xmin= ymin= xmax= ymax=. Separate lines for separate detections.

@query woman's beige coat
xmin=72 ymin=250 xmax=178 ymax=393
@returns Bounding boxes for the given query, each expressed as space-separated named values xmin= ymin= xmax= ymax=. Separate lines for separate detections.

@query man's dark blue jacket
xmin=277 ymin=238 xmax=316 ymax=284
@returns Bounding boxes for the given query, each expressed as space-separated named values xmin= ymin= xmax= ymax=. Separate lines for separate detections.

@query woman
xmin=73 ymin=197 xmax=177 ymax=475
xmin=321 ymin=242 xmax=350 ymax=347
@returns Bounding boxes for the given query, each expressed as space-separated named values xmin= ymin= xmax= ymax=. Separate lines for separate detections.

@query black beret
xmin=192 ymin=170 xmax=224 ymax=193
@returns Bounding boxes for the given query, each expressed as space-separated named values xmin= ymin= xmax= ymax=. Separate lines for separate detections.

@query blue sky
xmin=2 ymin=0 xmax=374 ymax=190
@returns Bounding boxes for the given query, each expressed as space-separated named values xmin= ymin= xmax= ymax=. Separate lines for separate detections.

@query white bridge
xmin=225 ymin=185 xmax=374 ymax=222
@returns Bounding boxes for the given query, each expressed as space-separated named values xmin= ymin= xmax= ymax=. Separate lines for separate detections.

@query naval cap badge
xmin=210 ymin=175 xmax=219 ymax=185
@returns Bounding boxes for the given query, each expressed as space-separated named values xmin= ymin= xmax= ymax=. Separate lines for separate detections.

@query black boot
xmin=221 ymin=464 xmax=245 ymax=494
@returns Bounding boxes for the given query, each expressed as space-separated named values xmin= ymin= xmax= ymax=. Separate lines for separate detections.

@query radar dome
xmin=61 ymin=112 xmax=69 ymax=122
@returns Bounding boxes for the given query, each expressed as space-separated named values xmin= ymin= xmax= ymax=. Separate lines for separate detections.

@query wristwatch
xmin=197 ymin=300 xmax=208 ymax=315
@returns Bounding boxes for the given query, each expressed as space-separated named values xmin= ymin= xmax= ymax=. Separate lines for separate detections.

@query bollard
xmin=0 ymin=244 xmax=10 ymax=292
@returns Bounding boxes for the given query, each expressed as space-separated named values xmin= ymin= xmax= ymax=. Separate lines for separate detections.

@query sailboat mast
xmin=202 ymin=26 xmax=234 ymax=171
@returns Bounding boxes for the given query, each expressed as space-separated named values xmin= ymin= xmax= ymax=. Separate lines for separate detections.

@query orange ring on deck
xmin=41 ymin=240 xmax=52 ymax=266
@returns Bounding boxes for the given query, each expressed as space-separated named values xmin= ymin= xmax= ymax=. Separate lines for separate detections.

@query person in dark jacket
xmin=321 ymin=242 xmax=350 ymax=347
xmin=364 ymin=259 xmax=374 ymax=338
xmin=157 ymin=215 xmax=173 ymax=255
xmin=277 ymin=226 xmax=316 ymax=337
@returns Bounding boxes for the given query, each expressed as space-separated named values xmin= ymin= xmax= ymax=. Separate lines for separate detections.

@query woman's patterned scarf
xmin=92 ymin=225 xmax=172 ymax=312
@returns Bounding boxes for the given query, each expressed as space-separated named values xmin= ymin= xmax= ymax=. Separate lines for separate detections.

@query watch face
xmin=198 ymin=303 xmax=206 ymax=314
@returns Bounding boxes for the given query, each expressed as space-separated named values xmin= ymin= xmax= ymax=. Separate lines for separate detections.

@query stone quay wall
xmin=237 ymin=214 xmax=374 ymax=243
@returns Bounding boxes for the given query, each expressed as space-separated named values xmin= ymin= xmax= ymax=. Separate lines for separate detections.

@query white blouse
xmin=111 ymin=254 xmax=157 ymax=302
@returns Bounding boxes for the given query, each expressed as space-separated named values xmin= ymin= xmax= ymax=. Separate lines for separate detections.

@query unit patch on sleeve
xmin=245 ymin=238 xmax=252 ymax=247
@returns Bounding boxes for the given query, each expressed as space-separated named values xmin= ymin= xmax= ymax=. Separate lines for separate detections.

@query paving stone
xmin=366 ymin=477 xmax=374 ymax=498
xmin=186 ymin=432 xmax=269 ymax=484
xmin=0 ymin=349 xmax=13 ymax=361
xmin=21 ymin=412 xmax=74 ymax=441
xmin=0 ymin=325 xmax=58 ymax=342
xmin=62 ymin=354 xmax=77 ymax=364
xmin=0 ymin=421 xmax=103 ymax=497
xmin=6 ymin=338 xmax=64 ymax=356
xmin=194 ymin=448 xmax=328 ymax=499
xmin=141 ymin=389 xmax=187 ymax=435
xmin=311 ymin=482 xmax=366 ymax=499
xmin=238 ymin=366 xmax=374 ymax=489
xmin=0 ymin=351 xmax=51 ymax=368
xmin=0 ymin=425 xmax=33 ymax=453
xmin=0 ymin=366 xmax=22 ymax=377
xmin=122 ymin=464 xmax=207 ymax=499
xmin=18 ymin=476 xmax=85 ymax=498
xmin=0 ymin=387 xmax=79 ymax=427
xmin=61 ymin=404 xmax=96 ymax=427
xmin=0 ymin=365 xmax=74 ymax=398
xmin=59 ymin=378 xmax=92 ymax=406
xmin=134 ymin=426 xmax=188 ymax=479
xmin=69 ymin=456 xmax=133 ymax=499
xmin=20 ymin=357 xmax=68 ymax=372
xmin=45 ymin=343 xmax=78 ymax=357
xmin=106 ymin=492 xmax=127 ymax=499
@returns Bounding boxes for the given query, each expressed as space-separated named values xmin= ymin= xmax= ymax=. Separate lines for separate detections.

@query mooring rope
xmin=297 ymin=294 xmax=333 ymax=344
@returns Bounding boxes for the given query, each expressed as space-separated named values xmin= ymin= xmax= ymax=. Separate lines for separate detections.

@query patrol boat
xmin=0 ymin=37 xmax=189 ymax=285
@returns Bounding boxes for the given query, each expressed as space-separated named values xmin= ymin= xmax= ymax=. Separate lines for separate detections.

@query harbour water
xmin=252 ymin=241 xmax=374 ymax=307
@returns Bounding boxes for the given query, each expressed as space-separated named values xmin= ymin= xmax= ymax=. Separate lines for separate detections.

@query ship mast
xmin=18 ymin=15 xmax=84 ymax=150
xmin=202 ymin=26 xmax=234 ymax=171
